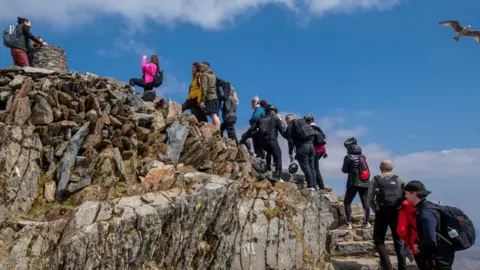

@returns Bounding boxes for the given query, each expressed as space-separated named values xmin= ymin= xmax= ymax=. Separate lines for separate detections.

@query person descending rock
xmin=199 ymin=61 xmax=221 ymax=129
xmin=220 ymin=86 xmax=239 ymax=142
xmin=129 ymin=55 xmax=162 ymax=101
xmin=182 ymin=62 xmax=207 ymax=122
xmin=304 ymin=114 xmax=327 ymax=191
xmin=368 ymin=160 xmax=407 ymax=270
xmin=249 ymin=96 xmax=265 ymax=159
xmin=5 ymin=17 xmax=47 ymax=67
xmin=397 ymin=198 xmax=426 ymax=269
xmin=404 ymin=181 xmax=458 ymax=270
xmin=285 ymin=114 xmax=316 ymax=192
xmin=265 ymin=106 xmax=285 ymax=169
xmin=242 ymin=104 xmax=286 ymax=180
xmin=341 ymin=137 xmax=371 ymax=230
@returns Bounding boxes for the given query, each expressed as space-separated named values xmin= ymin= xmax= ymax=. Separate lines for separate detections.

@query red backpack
xmin=358 ymin=156 xmax=370 ymax=181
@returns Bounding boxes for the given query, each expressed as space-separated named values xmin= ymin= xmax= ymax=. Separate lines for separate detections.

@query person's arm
xmin=341 ymin=155 xmax=350 ymax=174
xmin=418 ymin=210 xmax=438 ymax=252
xmin=316 ymin=126 xmax=326 ymax=139
xmin=367 ymin=177 xmax=378 ymax=212
xmin=200 ymin=73 xmax=208 ymax=102
xmin=22 ymin=25 xmax=43 ymax=45
xmin=275 ymin=118 xmax=287 ymax=139
xmin=141 ymin=56 xmax=147 ymax=74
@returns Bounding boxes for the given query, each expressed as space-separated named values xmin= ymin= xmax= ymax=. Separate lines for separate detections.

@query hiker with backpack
xmin=304 ymin=115 xmax=327 ymax=191
xmin=198 ymin=61 xmax=221 ymax=129
xmin=368 ymin=160 xmax=407 ymax=270
xmin=249 ymin=96 xmax=266 ymax=159
xmin=285 ymin=114 xmax=317 ymax=193
xmin=220 ymin=86 xmax=239 ymax=142
xmin=3 ymin=17 xmax=47 ymax=67
xmin=404 ymin=180 xmax=476 ymax=270
xmin=129 ymin=55 xmax=163 ymax=101
xmin=341 ymin=137 xmax=371 ymax=230
xmin=182 ymin=62 xmax=208 ymax=122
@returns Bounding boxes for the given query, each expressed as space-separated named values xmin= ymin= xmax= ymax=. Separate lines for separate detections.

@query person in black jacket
xmin=304 ymin=115 xmax=327 ymax=190
xmin=341 ymin=137 xmax=371 ymax=229
xmin=285 ymin=114 xmax=316 ymax=192
xmin=241 ymin=104 xmax=286 ymax=180
xmin=220 ymin=86 xmax=239 ymax=142
xmin=404 ymin=181 xmax=455 ymax=270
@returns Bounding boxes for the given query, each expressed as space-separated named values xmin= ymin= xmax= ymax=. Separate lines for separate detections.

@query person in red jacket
xmin=397 ymin=199 xmax=428 ymax=269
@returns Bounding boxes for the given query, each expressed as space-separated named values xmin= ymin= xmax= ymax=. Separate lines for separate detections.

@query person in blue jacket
xmin=249 ymin=96 xmax=265 ymax=159
xmin=404 ymin=180 xmax=455 ymax=270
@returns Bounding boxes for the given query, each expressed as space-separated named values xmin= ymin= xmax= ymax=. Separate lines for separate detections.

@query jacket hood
xmin=347 ymin=144 xmax=362 ymax=155
xmin=398 ymin=200 xmax=416 ymax=213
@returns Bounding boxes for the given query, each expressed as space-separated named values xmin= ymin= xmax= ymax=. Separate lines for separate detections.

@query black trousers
xmin=220 ymin=118 xmax=237 ymax=142
xmin=343 ymin=186 xmax=370 ymax=224
xmin=373 ymin=207 xmax=407 ymax=270
xmin=314 ymin=152 xmax=325 ymax=189
xmin=263 ymin=139 xmax=282 ymax=179
xmin=252 ymin=135 xmax=265 ymax=159
xmin=296 ymin=143 xmax=316 ymax=188
xmin=129 ymin=78 xmax=154 ymax=91
xmin=182 ymin=98 xmax=208 ymax=122
xmin=421 ymin=251 xmax=455 ymax=270
xmin=414 ymin=254 xmax=430 ymax=270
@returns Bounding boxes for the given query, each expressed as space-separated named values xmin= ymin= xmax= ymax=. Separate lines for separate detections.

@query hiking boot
xmin=362 ymin=223 xmax=372 ymax=229
xmin=346 ymin=223 xmax=353 ymax=230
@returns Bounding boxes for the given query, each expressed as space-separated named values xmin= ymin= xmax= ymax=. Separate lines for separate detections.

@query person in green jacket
xmin=10 ymin=17 xmax=47 ymax=67
xmin=199 ymin=61 xmax=221 ymax=129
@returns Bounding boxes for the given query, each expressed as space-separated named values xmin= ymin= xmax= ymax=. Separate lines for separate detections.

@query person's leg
xmin=253 ymin=135 xmax=265 ymax=159
xmin=129 ymin=78 xmax=146 ymax=87
xmin=264 ymin=142 xmax=273 ymax=171
xmin=226 ymin=118 xmax=238 ymax=142
xmin=220 ymin=121 xmax=227 ymax=137
xmin=314 ymin=152 xmax=325 ymax=189
xmin=11 ymin=48 xmax=29 ymax=67
xmin=210 ymin=113 xmax=221 ymax=129
xmin=343 ymin=186 xmax=358 ymax=225
xmin=308 ymin=144 xmax=316 ymax=188
xmin=271 ymin=140 xmax=283 ymax=179
xmin=358 ymin=187 xmax=371 ymax=224
xmin=388 ymin=211 xmax=407 ymax=270
xmin=413 ymin=254 xmax=430 ymax=270
xmin=296 ymin=144 xmax=315 ymax=189
xmin=373 ymin=210 xmax=393 ymax=270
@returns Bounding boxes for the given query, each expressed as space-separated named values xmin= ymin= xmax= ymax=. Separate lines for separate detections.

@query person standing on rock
xmin=220 ymin=86 xmax=239 ymax=142
xmin=303 ymin=114 xmax=327 ymax=191
xmin=249 ymin=96 xmax=265 ymax=159
xmin=182 ymin=62 xmax=207 ymax=122
xmin=368 ymin=160 xmax=407 ymax=270
xmin=199 ymin=61 xmax=221 ymax=129
xmin=129 ymin=55 xmax=161 ymax=101
xmin=341 ymin=137 xmax=371 ymax=230
xmin=285 ymin=114 xmax=317 ymax=193
xmin=8 ymin=17 xmax=47 ymax=67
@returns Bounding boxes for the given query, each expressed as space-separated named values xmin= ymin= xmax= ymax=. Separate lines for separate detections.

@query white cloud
xmin=0 ymin=0 xmax=402 ymax=30
xmin=237 ymin=113 xmax=480 ymax=182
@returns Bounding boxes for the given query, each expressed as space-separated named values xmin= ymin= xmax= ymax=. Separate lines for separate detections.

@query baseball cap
xmin=404 ymin=180 xmax=432 ymax=195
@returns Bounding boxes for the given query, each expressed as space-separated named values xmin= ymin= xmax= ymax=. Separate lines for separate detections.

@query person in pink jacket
xmin=129 ymin=55 xmax=160 ymax=92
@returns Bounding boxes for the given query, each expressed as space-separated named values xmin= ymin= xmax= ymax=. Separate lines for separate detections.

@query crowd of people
xmin=4 ymin=17 xmax=475 ymax=269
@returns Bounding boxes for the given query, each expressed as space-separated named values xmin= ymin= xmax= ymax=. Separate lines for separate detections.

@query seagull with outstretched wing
xmin=438 ymin=20 xmax=478 ymax=42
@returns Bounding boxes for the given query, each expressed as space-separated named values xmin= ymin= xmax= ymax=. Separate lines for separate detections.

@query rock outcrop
xmin=0 ymin=66 xmax=335 ymax=269
xmin=31 ymin=46 xmax=68 ymax=72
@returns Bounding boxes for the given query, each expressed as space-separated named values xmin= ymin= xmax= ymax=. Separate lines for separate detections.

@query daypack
xmin=374 ymin=175 xmax=402 ymax=208
xmin=293 ymin=119 xmax=315 ymax=140
xmin=216 ymin=78 xmax=231 ymax=101
xmin=312 ymin=126 xmax=326 ymax=146
xmin=427 ymin=204 xmax=476 ymax=251
xmin=151 ymin=69 xmax=164 ymax=88
xmin=358 ymin=156 xmax=370 ymax=181
xmin=3 ymin=25 xmax=20 ymax=48
xmin=258 ymin=116 xmax=271 ymax=137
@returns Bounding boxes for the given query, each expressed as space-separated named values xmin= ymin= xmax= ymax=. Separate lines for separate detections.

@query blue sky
xmin=1 ymin=0 xmax=479 ymax=226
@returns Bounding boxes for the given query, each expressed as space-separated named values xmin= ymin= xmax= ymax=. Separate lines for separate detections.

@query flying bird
xmin=438 ymin=20 xmax=480 ymax=43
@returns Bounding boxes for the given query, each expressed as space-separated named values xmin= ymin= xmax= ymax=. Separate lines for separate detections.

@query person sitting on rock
xmin=182 ymin=62 xmax=207 ymax=122
xmin=199 ymin=61 xmax=221 ymax=129
xmin=129 ymin=55 xmax=161 ymax=101
xmin=220 ymin=85 xmax=239 ymax=142
xmin=9 ymin=17 xmax=47 ymax=67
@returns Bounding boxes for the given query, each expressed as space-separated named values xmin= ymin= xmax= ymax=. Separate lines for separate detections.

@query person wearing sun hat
xmin=404 ymin=180 xmax=455 ymax=270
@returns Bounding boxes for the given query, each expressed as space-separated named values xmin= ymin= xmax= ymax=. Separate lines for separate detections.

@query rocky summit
xmin=0 ymin=57 xmax=417 ymax=268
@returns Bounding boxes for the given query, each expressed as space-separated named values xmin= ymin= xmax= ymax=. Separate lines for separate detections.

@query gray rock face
xmin=31 ymin=95 xmax=53 ymax=124
xmin=31 ymin=46 xmax=68 ymax=72
xmin=166 ymin=123 xmax=188 ymax=164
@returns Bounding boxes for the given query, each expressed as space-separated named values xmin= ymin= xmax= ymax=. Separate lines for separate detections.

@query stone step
xmin=328 ymin=227 xmax=392 ymax=243
xmin=334 ymin=241 xmax=395 ymax=257
xmin=330 ymin=256 xmax=419 ymax=270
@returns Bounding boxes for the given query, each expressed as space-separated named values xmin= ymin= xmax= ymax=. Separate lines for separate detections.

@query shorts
xmin=204 ymin=99 xmax=219 ymax=115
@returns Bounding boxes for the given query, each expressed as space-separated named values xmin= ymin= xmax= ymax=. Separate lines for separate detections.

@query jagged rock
xmin=44 ymin=181 xmax=56 ymax=203
xmin=56 ymin=122 xmax=90 ymax=196
xmin=31 ymin=95 xmax=54 ymax=125
xmin=166 ymin=122 xmax=188 ymax=164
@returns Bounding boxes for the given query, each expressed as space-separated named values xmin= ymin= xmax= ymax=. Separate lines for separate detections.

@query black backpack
xmin=312 ymin=126 xmax=326 ymax=146
xmin=427 ymin=204 xmax=476 ymax=251
xmin=293 ymin=119 xmax=315 ymax=140
xmin=216 ymin=78 xmax=231 ymax=101
xmin=151 ymin=69 xmax=164 ymax=88
xmin=258 ymin=116 xmax=271 ymax=138
xmin=374 ymin=175 xmax=403 ymax=208
xmin=3 ymin=25 xmax=20 ymax=48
